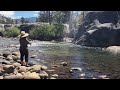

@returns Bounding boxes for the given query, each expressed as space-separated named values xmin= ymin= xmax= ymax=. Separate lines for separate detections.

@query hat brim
xmin=18 ymin=33 xmax=29 ymax=38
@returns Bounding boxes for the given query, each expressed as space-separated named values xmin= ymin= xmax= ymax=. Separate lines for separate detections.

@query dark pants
xmin=19 ymin=48 xmax=29 ymax=62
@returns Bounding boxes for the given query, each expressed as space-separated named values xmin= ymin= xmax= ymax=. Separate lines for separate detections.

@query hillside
xmin=15 ymin=17 xmax=36 ymax=23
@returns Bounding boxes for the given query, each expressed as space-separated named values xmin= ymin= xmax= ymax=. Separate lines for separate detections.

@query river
xmin=1 ymin=37 xmax=120 ymax=79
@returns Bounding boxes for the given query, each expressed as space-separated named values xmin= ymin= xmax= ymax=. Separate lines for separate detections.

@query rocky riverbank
xmin=0 ymin=37 xmax=112 ymax=79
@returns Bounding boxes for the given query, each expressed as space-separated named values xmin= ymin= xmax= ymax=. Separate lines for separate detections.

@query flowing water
xmin=1 ymin=38 xmax=120 ymax=79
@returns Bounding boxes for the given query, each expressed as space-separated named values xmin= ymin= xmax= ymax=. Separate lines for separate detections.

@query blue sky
xmin=0 ymin=11 xmax=81 ymax=19
xmin=0 ymin=11 xmax=39 ymax=19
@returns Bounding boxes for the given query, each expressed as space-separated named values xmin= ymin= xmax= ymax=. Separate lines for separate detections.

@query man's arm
xmin=26 ymin=38 xmax=31 ymax=45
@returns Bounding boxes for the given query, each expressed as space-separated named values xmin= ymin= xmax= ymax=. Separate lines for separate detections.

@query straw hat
xmin=18 ymin=31 xmax=29 ymax=38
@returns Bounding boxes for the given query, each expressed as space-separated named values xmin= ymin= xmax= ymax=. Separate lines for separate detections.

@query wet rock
xmin=12 ymin=52 xmax=20 ymax=56
xmin=60 ymin=62 xmax=67 ymax=66
xmin=71 ymin=67 xmax=82 ymax=72
xmin=46 ymin=70 xmax=55 ymax=72
xmin=0 ymin=76 xmax=3 ymax=79
xmin=50 ymin=77 xmax=56 ymax=79
xmin=69 ymin=70 xmax=73 ymax=73
xmin=52 ymin=74 xmax=58 ymax=78
xmin=30 ymin=65 xmax=41 ymax=73
xmin=41 ymin=66 xmax=47 ymax=70
xmin=3 ymin=52 xmax=11 ymax=57
xmin=39 ymin=71 xmax=48 ymax=79
xmin=17 ymin=66 xmax=27 ymax=73
xmin=12 ymin=62 xmax=21 ymax=67
xmin=3 ymin=65 xmax=15 ymax=74
xmin=30 ymin=55 xmax=37 ymax=58
xmin=92 ymin=78 xmax=97 ymax=79
xmin=51 ymin=65 xmax=59 ymax=67
xmin=80 ymin=73 xmax=85 ymax=77
xmin=80 ymin=78 xmax=85 ymax=79
xmin=98 ymin=75 xmax=107 ymax=79
xmin=6 ymin=55 xmax=13 ymax=61
xmin=23 ymin=72 xmax=40 ymax=79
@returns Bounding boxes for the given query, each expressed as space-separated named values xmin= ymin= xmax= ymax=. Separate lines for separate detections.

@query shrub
xmin=29 ymin=24 xmax=64 ymax=41
xmin=4 ymin=27 xmax=20 ymax=37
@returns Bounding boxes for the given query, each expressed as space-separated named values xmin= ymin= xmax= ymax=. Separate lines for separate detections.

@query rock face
xmin=73 ymin=11 xmax=120 ymax=47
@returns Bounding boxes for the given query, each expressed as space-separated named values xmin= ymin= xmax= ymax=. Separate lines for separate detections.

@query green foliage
xmin=37 ymin=11 xmax=71 ymax=24
xmin=21 ymin=17 xmax=25 ymax=24
xmin=29 ymin=24 xmax=64 ymax=41
xmin=4 ymin=27 xmax=20 ymax=37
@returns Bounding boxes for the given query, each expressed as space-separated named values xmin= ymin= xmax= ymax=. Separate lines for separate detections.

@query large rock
xmin=3 ymin=52 xmax=11 ymax=57
xmin=17 ymin=66 xmax=27 ymax=73
xmin=23 ymin=72 xmax=40 ymax=79
xmin=73 ymin=11 xmax=120 ymax=47
xmin=3 ymin=65 xmax=15 ymax=74
xmin=30 ymin=65 xmax=41 ymax=73
xmin=75 ymin=27 xmax=120 ymax=47
xmin=4 ymin=73 xmax=23 ymax=79
xmin=106 ymin=46 xmax=120 ymax=55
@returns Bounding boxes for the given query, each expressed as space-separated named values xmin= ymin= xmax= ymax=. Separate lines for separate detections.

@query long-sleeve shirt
xmin=19 ymin=37 xmax=31 ymax=49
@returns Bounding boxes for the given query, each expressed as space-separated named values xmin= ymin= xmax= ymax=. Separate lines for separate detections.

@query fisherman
xmin=18 ymin=31 xmax=31 ymax=66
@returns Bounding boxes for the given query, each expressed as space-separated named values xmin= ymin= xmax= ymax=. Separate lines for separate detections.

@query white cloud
xmin=34 ymin=14 xmax=38 ymax=17
xmin=34 ymin=11 xmax=40 ymax=17
xmin=0 ymin=11 xmax=16 ymax=19
xmin=34 ymin=11 xmax=40 ymax=13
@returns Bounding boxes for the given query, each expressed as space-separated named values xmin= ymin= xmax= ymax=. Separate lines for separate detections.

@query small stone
xmin=12 ymin=55 xmax=19 ymax=61
xmin=92 ymin=78 xmax=97 ymax=79
xmin=30 ymin=55 xmax=37 ymax=58
xmin=98 ymin=75 xmax=107 ymax=79
xmin=80 ymin=78 xmax=85 ymax=79
xmin=6 ymin=55 xmax=13 ymax=61
xmin=69 ymin=70 xmax=73 ymax=73
xmin=50 ymin=77 xmax=56 ymax=79
xmin=46 ymin=70 xmax=55 ymax=72
xmin=17 ymin=66 xmax=27 ymax=73
xmin=71 ymin=67 xmax=82 ymax=72
xmin=60 ymin=62 xmax=67 ymax=66
xmin=41 ymin=66 xmax=47 ymax=70
xmin=51 ymin=65 xmax=59 ymax=67
xmin=80 ymin=73 xmax=85 ymax=77
xmin=12 ymin=52 xmax=20 ymax=56
xmin=2 ymin=61 xmax=11 ymax=65
xmin=0 ymin=76 xmax=3 ymax=79
xmin=13 ymin=62 xmax=21 ymax=67
xmin=13 ymin=68 xmax=18 ymax=74
xmin=39 ymin=71 xmax=48 ymax=79
xmin=52 ymin=74 xmax=58 ymax=78
xmin=3 ymin=52 xmax=11 ymax=57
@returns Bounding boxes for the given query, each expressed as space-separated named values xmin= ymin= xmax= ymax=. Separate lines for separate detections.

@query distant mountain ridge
xmin=15 ymin=17 xmax=36 ymax=23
